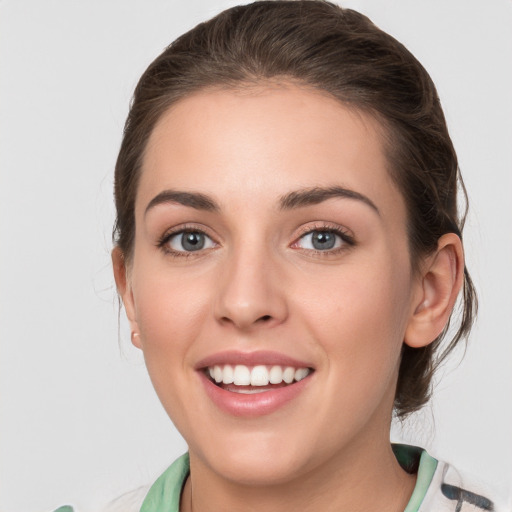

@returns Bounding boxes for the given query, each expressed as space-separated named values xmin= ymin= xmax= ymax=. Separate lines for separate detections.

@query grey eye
xmin=169 ymin=231 xmax=215 ymax=252
xmin=298 ymin=230 xmax=342 ymax=251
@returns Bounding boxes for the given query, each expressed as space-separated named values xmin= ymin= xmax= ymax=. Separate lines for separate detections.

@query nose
xmin=214 ymin=245 xmax=288 ymax=331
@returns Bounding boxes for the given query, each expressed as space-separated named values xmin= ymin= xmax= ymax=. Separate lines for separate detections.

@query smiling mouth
xmin=205 ymin=364 xmax=313 ymax=394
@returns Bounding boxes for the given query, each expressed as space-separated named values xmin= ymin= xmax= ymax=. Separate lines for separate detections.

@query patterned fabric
xmin=53 ymin=445 xmax=509 ymax=512
xmin=393 ymin=445 xmax=505 ymax=511
xmin=417 ymin=456 xmax=505 ymax=512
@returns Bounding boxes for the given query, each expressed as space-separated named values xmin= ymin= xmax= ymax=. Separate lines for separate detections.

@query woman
xmin=52 ymin=1 xmax=506 ymax=511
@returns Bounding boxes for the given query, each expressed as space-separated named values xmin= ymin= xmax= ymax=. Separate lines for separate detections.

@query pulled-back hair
xmin=113 ymin=0 xmax=477 ymax=417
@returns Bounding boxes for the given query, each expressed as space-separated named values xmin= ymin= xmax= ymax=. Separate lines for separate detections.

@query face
xmin=118 ymin=84 xmax=423 ymax=485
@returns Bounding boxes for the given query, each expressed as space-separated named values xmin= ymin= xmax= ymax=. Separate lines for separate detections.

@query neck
xmin=181 ymin=435 xmax=416 ymax=512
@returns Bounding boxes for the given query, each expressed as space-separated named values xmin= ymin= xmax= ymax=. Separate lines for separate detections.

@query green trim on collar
xmin=402 ymin=449 xmax=438 ymax=512
xmin=140 ymin=453 xmax=190 ymax=512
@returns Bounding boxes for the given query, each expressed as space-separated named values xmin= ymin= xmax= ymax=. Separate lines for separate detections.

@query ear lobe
xmin=112 ymin=247 xmax=142 ymax=349
xmin=404 ymin=233 xmax=464 ymax=348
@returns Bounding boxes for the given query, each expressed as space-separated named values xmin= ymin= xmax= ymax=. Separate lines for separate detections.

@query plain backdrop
xmin=1 ymin=1 xmax=511 ymax=511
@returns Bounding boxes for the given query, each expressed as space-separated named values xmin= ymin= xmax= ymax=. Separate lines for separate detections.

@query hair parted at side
xmin=113 ymin=0 xmax=477 ymax=417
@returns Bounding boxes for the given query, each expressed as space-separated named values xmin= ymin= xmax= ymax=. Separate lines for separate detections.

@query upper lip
xmin=195 ymin=350 xmax=314 ymax=370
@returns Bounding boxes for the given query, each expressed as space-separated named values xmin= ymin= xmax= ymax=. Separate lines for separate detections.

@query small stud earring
xmin=131 ymin=331 xmax=140 ymax=343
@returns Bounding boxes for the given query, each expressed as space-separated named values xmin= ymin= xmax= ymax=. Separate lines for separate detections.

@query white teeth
xmin=295 ymin=368 xmax=309 ymax=382
xmin=222 ymin=364 xmax=234 ymax=384
xmin=282 ymin=366 xmax=295 ymax=384
xmin=207 ymin=364 xmax=311 ymax=386
xmin=269 ymin=365 xmax=283 ymax=384
xmin=233 ymin=365 xmax=251 ymax=385
xmin=213 ymin=365 xmax=223 ymax=383
xmin=251 ymin=365 xmax=269 ymax=386
xmin=232 ymin=388 xmax=269 ymax=394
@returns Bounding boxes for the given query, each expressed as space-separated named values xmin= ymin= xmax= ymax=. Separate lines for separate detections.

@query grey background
xmin=1 ymin=1 xmax=511 ymax=510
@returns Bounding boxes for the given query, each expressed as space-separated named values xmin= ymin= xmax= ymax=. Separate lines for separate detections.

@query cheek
xmin=297 ymin=258 xmax=413 ymax=386
xmin=129 ymin=265 xmax=216 ymax=424
xmin=131 ymin=264 xmax=212 ymax=359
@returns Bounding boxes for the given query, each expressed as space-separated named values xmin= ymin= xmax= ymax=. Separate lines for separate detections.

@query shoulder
xmin=50 ymin=487 xmax=149 ymax=512
xmin=420 ymin=454 xmax=510 ymax=512
xmin=105 ymin=453 xmax=189 ymax=512
xmin=393 ymin=444 xmax=510 ymax=512
xmin=51 ymin=454 xmax=190 ymax=512
xmin=101 ymin=485 xmax=151 ymax=512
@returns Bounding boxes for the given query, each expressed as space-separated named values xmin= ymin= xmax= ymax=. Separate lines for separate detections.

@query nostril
xmin=259 ymin=315 xmax=272 ymax=322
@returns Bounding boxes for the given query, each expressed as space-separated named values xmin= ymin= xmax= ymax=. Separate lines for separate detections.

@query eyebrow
xmin=145 ymin=190 xmax=220 ymax=216
xmin=144 ymin=185 xmax=380 ymax=216
xmin=279 ymin=186 xmax=380 ymax=215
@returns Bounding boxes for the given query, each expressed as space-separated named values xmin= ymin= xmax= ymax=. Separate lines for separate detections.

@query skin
xmin=113 ymin=84 xmax=464 ymax=512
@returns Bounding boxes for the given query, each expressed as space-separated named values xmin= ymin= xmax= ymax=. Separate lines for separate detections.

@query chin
xmin=190 ymin=428 xmax=321 ymax=486
xmin=211 ymin=450 xmax=309 ymax=486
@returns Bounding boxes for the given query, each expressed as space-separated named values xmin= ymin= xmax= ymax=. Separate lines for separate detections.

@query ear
xmin=404 ymin=233 xmax=465 ymax=348
xmin=112 ymin=247 xmax=142 ymax=349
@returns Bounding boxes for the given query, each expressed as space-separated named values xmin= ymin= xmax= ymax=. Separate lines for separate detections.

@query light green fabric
xmin=138 ymin=445 xmax=438 ymax=512
xmin=140 ymin=453 xmax=190 ymax=512
xmin=403 ymin=450 xmax=438 ymax=512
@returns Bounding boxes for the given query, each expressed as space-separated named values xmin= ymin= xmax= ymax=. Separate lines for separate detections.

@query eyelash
xmin=292 ymin=223 xmax=356 ymax=256
xmin=157 ymin=224 xmax=218 ymax=258
xmin=157 ymin=222 xmax=355 ymax=258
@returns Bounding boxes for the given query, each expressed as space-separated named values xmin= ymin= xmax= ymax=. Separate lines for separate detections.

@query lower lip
xmin=199 ymin=372 xmax=312 ymax=417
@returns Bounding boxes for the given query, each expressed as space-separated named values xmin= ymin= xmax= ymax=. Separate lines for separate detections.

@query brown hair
xmin=113 ymin=0 xmax=477 ymax=417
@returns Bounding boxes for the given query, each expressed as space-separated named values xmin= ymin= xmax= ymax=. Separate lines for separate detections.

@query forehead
xmin=139 ymin=84 xmax=405 ymax=223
